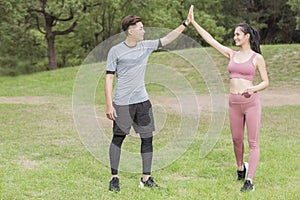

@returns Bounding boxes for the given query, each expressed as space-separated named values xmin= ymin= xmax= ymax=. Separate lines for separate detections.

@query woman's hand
xmin=244 ymin=87 xmax=255 ymax=95
xmin=187 ymin=5 xmax=194 ymax=24
xmin=242 ymin=87 xmax=256 ymax=98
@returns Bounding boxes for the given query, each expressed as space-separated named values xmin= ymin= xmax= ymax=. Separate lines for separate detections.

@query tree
xmin=27 ymin=0 xmax=81 ymax=70
xmin=0 ymin=1 xmax=46 ymax=76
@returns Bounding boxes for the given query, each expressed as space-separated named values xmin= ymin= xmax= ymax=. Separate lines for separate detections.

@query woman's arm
xmin=245 ymin=54 xmax=269 ymax=94
xmin=190 ymin=5 xmax=233 ymax=59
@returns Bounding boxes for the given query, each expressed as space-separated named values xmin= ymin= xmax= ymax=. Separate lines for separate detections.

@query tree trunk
xmin=44 ymin=12 xmax=57 ymax=70
xmin=46 ymin=34 xmax=57 ymax=70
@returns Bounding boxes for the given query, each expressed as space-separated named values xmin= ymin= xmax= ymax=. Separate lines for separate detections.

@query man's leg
xmin=109 ymin=134 xmax=126 ymax=176
xmin=140 ymin=134 xmax=153 ymax=180
xmin=139 ymin=133 xmax=158 ymax=188
xmin=109 ymin=134 xmax=126 ymax=192
xmin=110 ymin=103 xmax=132 ymax=177
xmin=134 ymin=100 xmax=158 ymax=187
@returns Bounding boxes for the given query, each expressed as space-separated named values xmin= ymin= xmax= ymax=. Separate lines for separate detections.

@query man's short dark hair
xmin=121 ymin=15 xmax=142 ymax=31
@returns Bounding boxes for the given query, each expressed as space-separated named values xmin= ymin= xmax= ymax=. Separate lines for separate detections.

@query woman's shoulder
xmin=253 ymin=52 xmax=265 ymax=67
xmin=253 ymin=52 xmax=264 ymax=60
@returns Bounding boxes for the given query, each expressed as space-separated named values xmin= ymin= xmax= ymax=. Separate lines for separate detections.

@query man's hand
xmin=106 ymin=106 xmax=117 ymax=120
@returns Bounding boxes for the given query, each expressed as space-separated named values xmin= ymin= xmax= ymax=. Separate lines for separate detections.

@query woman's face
xmin=234 ymin=26 xmax=250 ymax=46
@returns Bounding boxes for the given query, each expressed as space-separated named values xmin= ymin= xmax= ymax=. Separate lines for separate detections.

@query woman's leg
xmin=229 ymin=102 xmax=246 ymax=168
xmin=245 ymin=97 xmax=261 ymax=180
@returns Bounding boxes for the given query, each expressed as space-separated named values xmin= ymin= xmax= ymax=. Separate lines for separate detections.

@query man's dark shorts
xmin=113 ymin=100 xmax=155 ymax=137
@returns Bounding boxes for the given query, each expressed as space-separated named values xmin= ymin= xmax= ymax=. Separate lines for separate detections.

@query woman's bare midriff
xmin=230 ymin=78 xmax=254 ymax=94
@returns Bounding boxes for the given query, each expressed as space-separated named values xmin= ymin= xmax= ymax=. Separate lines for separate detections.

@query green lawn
xmin=0 ymin=44 xmax=299 ymax=199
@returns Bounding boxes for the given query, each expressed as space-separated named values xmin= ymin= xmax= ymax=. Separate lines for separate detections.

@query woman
xmin=189 ymin=6 xmax=269 ymax=191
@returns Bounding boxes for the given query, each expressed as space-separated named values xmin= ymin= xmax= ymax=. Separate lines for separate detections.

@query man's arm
xmin=105 ymin=74 xmax=116 ymax=120
xmin=160 ymin=7 xmax=191 ymax=47
xmin=160 ymin=22 xmax=188 ymax=47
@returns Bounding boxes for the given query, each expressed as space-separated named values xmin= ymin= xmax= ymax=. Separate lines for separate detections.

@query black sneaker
xmin=139 ymin=177 xmax=159 ymax=188
xmin=241 ymin=180 xmax=255 ymax=192
xmin=237 ymin=162 xmax=248 ymax=181
xmin=109 ymin=177 xmax=120 ymax=192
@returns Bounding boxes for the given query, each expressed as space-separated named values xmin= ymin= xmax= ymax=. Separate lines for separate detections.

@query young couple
xmin=105 ymin=5 xmax=269 ymax=192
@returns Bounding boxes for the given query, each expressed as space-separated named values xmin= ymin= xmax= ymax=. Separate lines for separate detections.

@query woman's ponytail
xmin=250 ymin=27 xmax=261 ymax=54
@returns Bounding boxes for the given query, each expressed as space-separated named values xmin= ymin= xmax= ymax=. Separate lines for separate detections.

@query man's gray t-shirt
xmin=106 ymin=39 xmax=160 ymax=105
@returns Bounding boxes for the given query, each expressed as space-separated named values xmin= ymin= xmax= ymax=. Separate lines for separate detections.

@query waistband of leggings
xmin=229 ymin=92 xmax=259 ymax=103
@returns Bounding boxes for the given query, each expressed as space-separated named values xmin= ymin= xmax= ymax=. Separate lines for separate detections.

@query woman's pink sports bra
xmin=228 ymin=52 xmax=257 ymax=81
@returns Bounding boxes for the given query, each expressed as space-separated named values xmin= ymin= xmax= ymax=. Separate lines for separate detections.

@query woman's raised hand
xmin=188 ymin=5 xmax=194 ymax=23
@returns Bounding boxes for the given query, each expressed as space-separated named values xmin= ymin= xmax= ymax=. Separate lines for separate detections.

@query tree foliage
xmin=288 ymin=0 xmax=300 ymax=29
xmin=0 ymin=0 xmax=299 ymax=76
xmin=221 ymin=0 xmax=298 ymax=44
xmin=0 ymin=1 xmax=45 ymax=75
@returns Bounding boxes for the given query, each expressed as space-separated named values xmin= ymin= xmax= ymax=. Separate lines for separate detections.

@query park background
xmin=0 ymin=0 xmax=299 ymax=74
xmin=0 ymin=0 xmax=300 ymax=199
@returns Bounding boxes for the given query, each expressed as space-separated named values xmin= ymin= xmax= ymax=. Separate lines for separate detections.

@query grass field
xmin=0 ymin=44 xmax=300 ymax=199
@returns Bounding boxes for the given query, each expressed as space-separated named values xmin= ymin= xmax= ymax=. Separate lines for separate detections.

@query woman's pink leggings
xmin=229 ymin=92 xmax=261 ymax=180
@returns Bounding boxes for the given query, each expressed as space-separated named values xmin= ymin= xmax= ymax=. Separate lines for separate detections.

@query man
xmin=105 ymin=12 xmax=190 ymax=192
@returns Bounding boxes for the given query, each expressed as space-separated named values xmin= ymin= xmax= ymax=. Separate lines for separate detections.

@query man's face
xmin=128 ymin=22 xmax=145 ymax=41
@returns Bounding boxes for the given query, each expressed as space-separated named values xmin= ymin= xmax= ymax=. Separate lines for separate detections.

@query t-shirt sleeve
xmin=143 ymin=39 xmax=161 ymax=52
xmin=106 ymin=47 xmax=117 ymax=74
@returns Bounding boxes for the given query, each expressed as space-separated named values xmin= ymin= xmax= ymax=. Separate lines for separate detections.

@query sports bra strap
xmin=249 ymin=52 xmax=257 ymax=62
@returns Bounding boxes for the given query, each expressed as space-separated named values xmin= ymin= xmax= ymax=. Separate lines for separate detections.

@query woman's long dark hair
xmin=236 ymin=23 xmax=261 ymax=54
